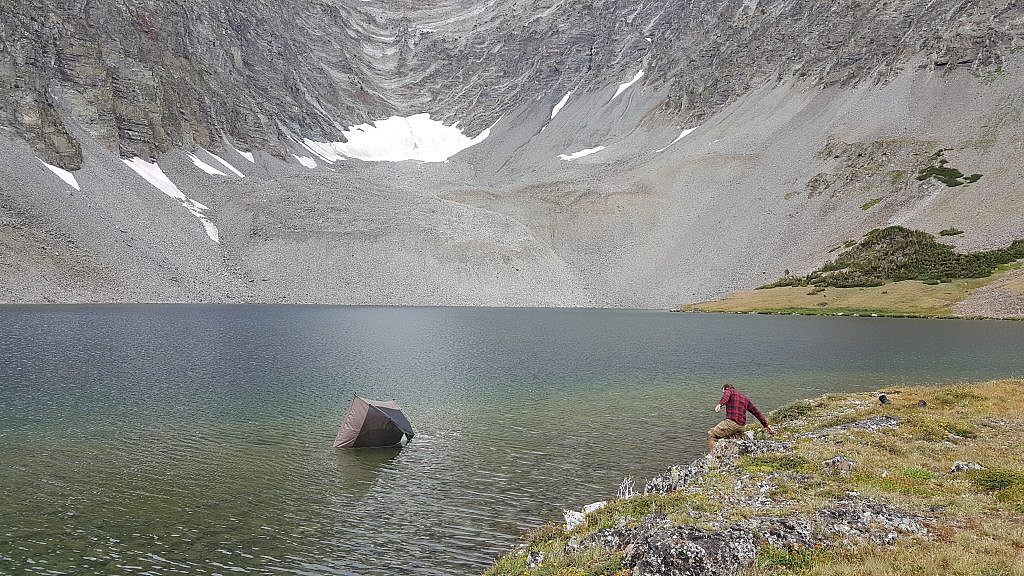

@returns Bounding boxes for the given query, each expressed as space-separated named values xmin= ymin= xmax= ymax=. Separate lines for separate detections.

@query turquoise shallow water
xmin=2 ymin=306 xmax=1023 ymax=575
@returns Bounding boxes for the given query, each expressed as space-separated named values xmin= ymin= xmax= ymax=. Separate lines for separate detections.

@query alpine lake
xmin=2 ymin=306 xmax=1023 ymax=575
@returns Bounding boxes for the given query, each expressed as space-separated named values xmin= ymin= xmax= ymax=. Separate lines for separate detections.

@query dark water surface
xmin=2 ymin=306 xmax=1023 ymax=575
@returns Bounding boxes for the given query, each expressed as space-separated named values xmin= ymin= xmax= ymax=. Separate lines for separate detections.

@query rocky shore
xmin=484 ymin=380 xmax=1024 ymax=575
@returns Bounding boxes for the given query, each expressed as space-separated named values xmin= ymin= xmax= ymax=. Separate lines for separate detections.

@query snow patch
xmin=293 ymin=155 xmax=317 ymax=169
xmin=228 ymin=143 xmax=255 ymax=163
xmin=655 ymin=126 xmax=699 ymax=153
xmin=207 ymin=151 xmax=245 ymax=177
xmin=188 ymin=153 xmax=227 ymax=176
xmin=301 ymin=139 xmax=342 ymax=163
xmin=559 ymin=146 xmax=606 ymax=161
xmin=551 ymin=91 xmax=572 ymax=119
xmin=37 ymin=158 xmax=80 ymax=191
xmin=122 ymin=157 xmax=220 ymax=243
xmin=611 ymin=69 xmax=645 ymax=101
xmin=301 ymin=113 xmax=491 ymax=163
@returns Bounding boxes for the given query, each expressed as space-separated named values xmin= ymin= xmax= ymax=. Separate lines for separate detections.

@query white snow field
xmin=188 ymin=153 xmax=228 ymax=176
xmin=551 ymin=91 xmax=572 ymax=119
xmin=558 ymin=146 xmax=606 ymax=160
xmin=302 ymin=114 xmax=491 ymax=163
xmin=655 ymin=127 xmax=699 ymax=152
xmin=611 ymin=70 xmax=644 ymax=101
xmin=122 ymin=157 xmax=220 ymax=243
xmin=37 ymin=158 xmax=81 ymax=191
xmin=207 ymin=150 xmax=245 ymax=177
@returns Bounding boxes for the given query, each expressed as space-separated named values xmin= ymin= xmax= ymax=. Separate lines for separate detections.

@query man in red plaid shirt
xmin=708 ymin=384 xmax=775 ymax=451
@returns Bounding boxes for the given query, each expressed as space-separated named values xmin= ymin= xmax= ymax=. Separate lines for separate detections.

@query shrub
xmin=967 ymin=468 xmax=1024 ymax=492
xmin=761 ymin=226 xmax=1024 ymax=289
xmin=740 ymin=454 xmax=810 ymax=474
xmin=917 ymin=160 xmax=982 ymax=187
xmin=771 ymin=401 xmax=817 ymax=422
xmin=939 ymin=228 xmax=964 ymax=236
xmin=524 ymin=522 xmax=566 ymax=545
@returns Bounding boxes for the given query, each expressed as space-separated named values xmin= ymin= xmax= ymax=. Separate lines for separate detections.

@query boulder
xmin=822 ymin=455 xmax=857 ymax=476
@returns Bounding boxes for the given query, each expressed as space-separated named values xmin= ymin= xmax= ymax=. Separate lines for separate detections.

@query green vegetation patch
xmin=935 ymin=386 xmax=985 ymax=407
xmin=901 ymin=467 xmax=937 ymax=481
xmin=762 ymin=226 xmax=1024 ymax=288
xmin=757 ymin=546 xmax=830 ymax=571
xmin=581 ymin=492 xmax=718 ymax=535
xmin=860 ymin=197 xmax=885 ymax=210
xmin=524 ymin=522 xmax=566 ymax=546
xmin=939 ymin=227 xmax=964 ymax=236
xmin=739 ymin=454 xmax=810 ymax=474
xmin=771 ymin=400 xmax=819 ymax=422
xmin=967 ymin=468 xmax=1024 ymax=492
xmin=904 ymin=416 xmax=977 ymax=441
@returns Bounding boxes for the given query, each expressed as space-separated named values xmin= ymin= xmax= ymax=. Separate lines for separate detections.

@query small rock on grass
xmin=949 ymin=461 xmax=984 ymax=473
xmin=823 ymin=455 xmax=857 ymax=476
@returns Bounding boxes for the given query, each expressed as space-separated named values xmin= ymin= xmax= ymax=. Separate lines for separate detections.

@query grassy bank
xmin=676 ymin=225 xmax=1024 ymax=317
xmin=676 ymin=276 xmax=999 ymax=317
xmin=483 ymin=380 xmax=1024 ymax=575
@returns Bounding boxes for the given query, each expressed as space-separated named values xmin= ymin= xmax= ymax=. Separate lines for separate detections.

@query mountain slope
xmin=1 ymin=0 xmax=1022 ymax=306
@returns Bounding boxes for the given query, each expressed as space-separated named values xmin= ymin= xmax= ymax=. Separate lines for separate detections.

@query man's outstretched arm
xmin=747 ymin=402 xmax=775 ymax=433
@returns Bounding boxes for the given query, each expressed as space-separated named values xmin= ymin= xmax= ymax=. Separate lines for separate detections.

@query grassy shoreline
xmin=483 ymin=380 xmax=1024 ymax=575
xmin=674 ymin=268 xmax=1022 ymax=319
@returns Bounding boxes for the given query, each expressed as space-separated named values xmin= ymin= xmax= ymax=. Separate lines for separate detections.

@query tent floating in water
xmin=334 ymin=395 xmax=416 ymax=449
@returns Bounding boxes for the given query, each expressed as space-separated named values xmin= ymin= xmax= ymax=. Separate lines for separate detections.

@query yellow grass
xmin=678 ymin=277 xmax=996 ymax=317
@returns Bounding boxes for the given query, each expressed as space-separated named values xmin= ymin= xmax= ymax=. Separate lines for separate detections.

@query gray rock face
xmin=2 ymin=0 xmax=1019 ymax=167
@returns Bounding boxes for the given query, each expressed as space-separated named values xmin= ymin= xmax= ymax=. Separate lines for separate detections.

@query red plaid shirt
xmin=720 ymin=388 xmax=769 ymax=428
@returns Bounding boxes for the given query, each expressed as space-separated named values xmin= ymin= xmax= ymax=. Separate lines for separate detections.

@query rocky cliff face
xmin=4 ymin=0 xmax=1018 ymax=166
xmin=1 ymin=0 xmax=1023 ymax=305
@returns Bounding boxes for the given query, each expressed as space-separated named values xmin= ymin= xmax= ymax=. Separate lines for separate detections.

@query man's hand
xmin=714 ymin=404 xmax=722 ymax=413
xmin=765 ymin=425 xmax=776 ymax=435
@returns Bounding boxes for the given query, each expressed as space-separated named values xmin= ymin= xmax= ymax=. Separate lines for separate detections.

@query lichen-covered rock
xmin=802 ymin=416 xmax=901 ymax=438
xmin=749 ymin=516 xmax=817 ymax=550
xmin=949 ymin=461 xmax=984 ymax=473
xmin=646 ymin=439 xmax=794 ymax=495
xmin=563 ymin=510 xmax=585 ymax=532
xmin=623 ymin=525 xmax=758 ymax=576
xmin=818 ymin=495 xmax=929 ymax=546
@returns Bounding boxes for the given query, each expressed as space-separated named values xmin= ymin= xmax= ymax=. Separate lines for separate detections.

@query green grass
xmin=739 ymin=454 xmax=810 ymax=474
xmin=939 ymin=227 xmax=964 ymax=236
xmin=901 ymin=467 xmax=937 ymax=481
xmin=770 ymin=400 xmax=818 ymax=422
xmin=860 ymin=197 xmax=884 ymax=210
xmin=761 ymin=226 xmax=1024 ymax=289
xmin=967 ymin=468 xmax=1024 ymax=492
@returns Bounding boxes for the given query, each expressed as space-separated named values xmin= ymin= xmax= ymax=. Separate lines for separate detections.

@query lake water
xmin=2 ymin=306 xmax=1023 ymax=575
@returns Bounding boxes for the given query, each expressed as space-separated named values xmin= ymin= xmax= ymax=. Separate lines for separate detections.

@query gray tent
xmin=334 ymin=395 xmax=416 ymax=448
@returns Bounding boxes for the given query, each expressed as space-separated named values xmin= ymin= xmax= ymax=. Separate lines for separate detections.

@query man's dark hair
xmin=723 ymin=384 xmax=734 ymax=390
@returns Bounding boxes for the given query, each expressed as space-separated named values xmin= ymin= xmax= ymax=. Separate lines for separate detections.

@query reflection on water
xmin=1 ymin=306 xmax=1023 ymax=575
xmin=335 ymin=445 xmax=403 ymax=499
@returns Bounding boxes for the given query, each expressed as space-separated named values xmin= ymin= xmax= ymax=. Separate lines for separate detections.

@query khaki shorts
xmin=708 ymin=418 xmax=745 ymax=439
